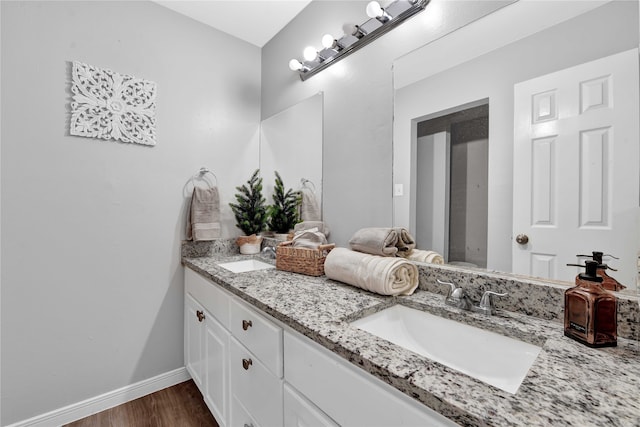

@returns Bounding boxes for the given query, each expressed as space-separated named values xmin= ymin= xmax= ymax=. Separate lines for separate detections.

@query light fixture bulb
xmin=366 ymin=1 xmax=384 ymax=18
xmin=303 ymin=46 xmax=318 ymax=61
xmin=321 ymin=34 xmax=335 ymax=49
xmin=288 ymin=59 xmax=303 ymax=71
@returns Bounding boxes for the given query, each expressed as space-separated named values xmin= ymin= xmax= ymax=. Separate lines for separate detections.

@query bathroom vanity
xmin=182 ymin=248 xmax=640 ymax=426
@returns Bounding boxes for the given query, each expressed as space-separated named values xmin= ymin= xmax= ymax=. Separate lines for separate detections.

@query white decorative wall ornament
xmin=70 ymin=61 xmax=157 ymax=146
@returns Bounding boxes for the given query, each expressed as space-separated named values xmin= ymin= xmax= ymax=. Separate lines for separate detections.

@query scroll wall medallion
xmin=70 ymin=61 xmax=157 ymax=146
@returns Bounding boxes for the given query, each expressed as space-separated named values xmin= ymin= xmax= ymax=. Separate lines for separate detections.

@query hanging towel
xmin=186 ymin=186 xmax=221 ymax=241
xmin=299 ymin=187 xmax=321 ymax=221
xmin=404 ymin=249 xmax=444 ymax=264
xmin=324 ymin=248 xmax=419 ymax=296
xmin=349 ymin=227 xmax=416 ymax=257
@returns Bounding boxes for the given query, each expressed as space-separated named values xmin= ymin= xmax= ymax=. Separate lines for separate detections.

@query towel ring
xmin=186 ymin=167 xmax=217 ymax=194
xmin=300 ymin=178 xmax=316 ymax=192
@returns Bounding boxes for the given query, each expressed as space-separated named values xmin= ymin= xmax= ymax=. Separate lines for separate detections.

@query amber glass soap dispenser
xmin=564 ymin=260 xmax=617 ymax=347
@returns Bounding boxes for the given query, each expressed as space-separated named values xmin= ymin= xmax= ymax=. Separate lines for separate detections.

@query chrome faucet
xmin=472 ymin=291 xmax=508 ymax=316
xmin=437 ymin=279 xmax=507 ymax=316
xmin=261 ymin=246 xmax=276 ymax=259
xmin=438 ymin=279 xmax=473 ymax=310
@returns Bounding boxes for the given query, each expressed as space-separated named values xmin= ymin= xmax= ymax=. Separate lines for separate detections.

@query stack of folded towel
xmin=186 ymin=186 xmax=221 ymax=241
xmin=324 ymin=227 xmax=444 ymax=296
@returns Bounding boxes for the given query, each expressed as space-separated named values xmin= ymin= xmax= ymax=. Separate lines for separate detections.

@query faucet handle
xmin=476 ymin=290 xmax=508 ymax=315
xmin=437 ymin=279 xmax=458 ymax=297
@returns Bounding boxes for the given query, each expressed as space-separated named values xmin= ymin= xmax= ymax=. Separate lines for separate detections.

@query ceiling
xmin=153 ymin=0 xmax=313 ymax=47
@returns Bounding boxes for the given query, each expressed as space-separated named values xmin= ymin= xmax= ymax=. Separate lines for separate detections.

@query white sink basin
xmin=217 ymin=259 xmax=275 ymax=273
xmin=350 ymin=305 xmax=541 ymax=394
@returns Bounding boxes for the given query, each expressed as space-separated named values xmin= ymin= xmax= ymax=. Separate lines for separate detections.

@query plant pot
xmin=237 ymin=235 xmax=263 ymax=255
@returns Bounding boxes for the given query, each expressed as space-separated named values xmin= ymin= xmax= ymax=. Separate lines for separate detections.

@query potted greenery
xmin=267 ymin=171 xmax=301 ymax=239
xmin=229 ymin=169 xmax=268 ymax=254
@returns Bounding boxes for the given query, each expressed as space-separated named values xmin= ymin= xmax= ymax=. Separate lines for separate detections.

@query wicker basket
xmin=276 ymin=241 xmax=335 ymax=276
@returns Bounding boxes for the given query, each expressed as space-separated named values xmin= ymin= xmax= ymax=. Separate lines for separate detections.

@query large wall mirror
xmin=260 ymin=92 xmax=323 ymax=220
xmin=393 ymin=0 xmax=640 ymax=290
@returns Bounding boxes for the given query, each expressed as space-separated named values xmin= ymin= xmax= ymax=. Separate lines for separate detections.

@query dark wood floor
xmin=64 ymin=380 xmax=219 ymax=427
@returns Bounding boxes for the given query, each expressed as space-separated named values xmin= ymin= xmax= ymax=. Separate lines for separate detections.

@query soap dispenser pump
xmin=564 ymin=260 xmax=617 ymax=347
xmin=577 ymin=251 xmax=625 ymax=291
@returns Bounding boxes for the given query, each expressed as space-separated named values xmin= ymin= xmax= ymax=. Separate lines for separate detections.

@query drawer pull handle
xmin=196 ymin=310 xmax=205 ymax=322
xmin=242 ymin=358 xmax=253 ymax=370
xmin=242 ymin=319 xmax=253 ymax=330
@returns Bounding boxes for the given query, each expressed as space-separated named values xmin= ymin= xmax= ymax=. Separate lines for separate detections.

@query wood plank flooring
xmin=64 ymin=380 xmax=219 ymax=427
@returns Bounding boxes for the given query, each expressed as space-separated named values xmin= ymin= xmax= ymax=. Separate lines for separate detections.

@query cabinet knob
xmin=242 ymin=358 xmax=253 ymax=370
xmin=196 ymin=310 xmax=205 ymax=322
xmin=242 ymin=319 xmax=253 ymax=331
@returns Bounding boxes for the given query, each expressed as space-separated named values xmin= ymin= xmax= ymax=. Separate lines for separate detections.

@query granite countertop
xmin=183 ymin=253 xmax=640 ymax=427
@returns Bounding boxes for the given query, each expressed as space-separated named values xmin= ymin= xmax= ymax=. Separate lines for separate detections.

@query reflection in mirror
xmin=416 ymin=101 xmax=489 ymax=269
xmin=260 ymin=92 xmax=323 ymax=222
xmin=393 ymin=1 xmax=639 ymax=290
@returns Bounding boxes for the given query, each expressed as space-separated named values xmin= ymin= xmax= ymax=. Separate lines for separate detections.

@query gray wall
xmin=261 ymin=0 xmax=513 ymax=246
xmin=0 ymin=1 xmax=260 ymax=424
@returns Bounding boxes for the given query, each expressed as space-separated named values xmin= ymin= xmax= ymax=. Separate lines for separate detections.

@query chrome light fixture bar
xmin=290 ymin=0 xmax=429 ymax=81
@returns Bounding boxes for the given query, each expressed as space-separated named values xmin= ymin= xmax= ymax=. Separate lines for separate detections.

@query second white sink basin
xmin=217 ymin=259 xmax=275 ymax=273
xmin=350 ymin=305 xmax=541 ymax=394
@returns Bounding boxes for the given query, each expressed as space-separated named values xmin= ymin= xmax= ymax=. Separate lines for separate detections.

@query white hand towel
xmin=186 ymin=186 xmax=221 ymax=241
xmin=404 ymin=249 xmax=444 ymax=264
xmin=300 ymin=187 xmax=321 ymax=221
xmin=324 ymin=248 xmax=419 ymax=296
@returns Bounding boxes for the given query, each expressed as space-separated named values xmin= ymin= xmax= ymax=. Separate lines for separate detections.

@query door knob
xmin=242 ymin=358 xmax=253 ymax=370
xmin=515 ymin=234 xmax=529 ymax=245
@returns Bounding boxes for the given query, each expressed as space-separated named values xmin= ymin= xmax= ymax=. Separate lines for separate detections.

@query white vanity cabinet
xmin=185 ymin=268 xmax=284 ymax=427
xmin=185 ymin=267 xmax=455 ymax=427
xmin=185 ymin=270 xmax=231 ymax=427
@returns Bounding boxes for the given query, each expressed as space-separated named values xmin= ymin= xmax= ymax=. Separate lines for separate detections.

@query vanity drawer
xmin=185 ymin=268 xmax=230 ymax=329
xmin=230 ymin=337 xmax=283 ymax=427
xmin=229 ymin=299 xmax=283 ymax=377
xmin=231 ymin=395 xmax=260 ymax=427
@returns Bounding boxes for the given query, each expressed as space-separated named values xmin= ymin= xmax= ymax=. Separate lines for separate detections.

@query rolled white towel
xmin=404 ymin=249 xmax=444 ymax=264
xmin=324 ymin=248 xmax=419 ymax=296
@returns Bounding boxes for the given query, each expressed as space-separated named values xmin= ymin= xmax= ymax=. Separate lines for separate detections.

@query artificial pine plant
xmin=229 ymin=169 xmax=268 ymax=235
xmin=267 ymin=171 xmax=301 ymax=234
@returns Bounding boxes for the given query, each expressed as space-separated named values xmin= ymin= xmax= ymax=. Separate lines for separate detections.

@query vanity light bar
xmin=289 ymin=0 xmax=429 ymax=81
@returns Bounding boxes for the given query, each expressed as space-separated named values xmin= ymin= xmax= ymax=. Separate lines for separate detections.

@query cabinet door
xmin=185 ymin=293 xmax=205 ymax=388
xmin=203 ymin=314 xmax=230 ymax=427
xmin=284 ymin=383 xmax=338 ymax=427
xmin=230 ymin=337 xmax=283 ymax=427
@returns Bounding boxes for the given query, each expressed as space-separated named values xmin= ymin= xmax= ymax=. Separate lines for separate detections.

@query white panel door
xmin=513 ymin=48 xmax=639 ymax=285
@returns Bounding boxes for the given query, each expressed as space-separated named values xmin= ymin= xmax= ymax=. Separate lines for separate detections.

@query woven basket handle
xmin=318 ymin=243 xmax=335 ymax=252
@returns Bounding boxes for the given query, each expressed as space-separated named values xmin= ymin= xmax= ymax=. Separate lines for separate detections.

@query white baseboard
xmin=7 ymin=367 xmax=191 ymax=427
